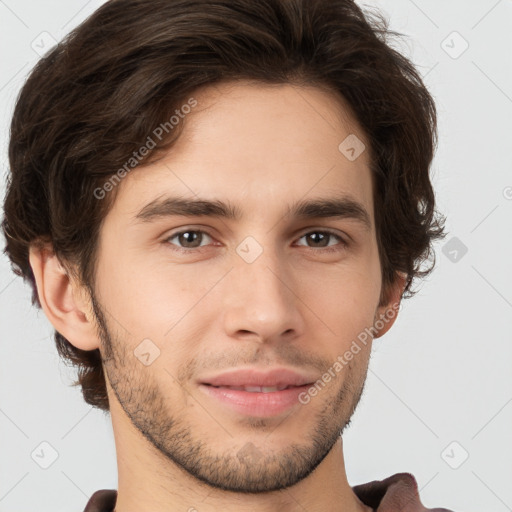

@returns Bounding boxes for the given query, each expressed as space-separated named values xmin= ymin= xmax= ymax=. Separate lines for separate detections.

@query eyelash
xmin=164 ymin=229 xmax=348 ymax=254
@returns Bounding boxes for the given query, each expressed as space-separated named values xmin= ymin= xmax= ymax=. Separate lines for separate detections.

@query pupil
xmin=180 ymin=231 xmax=201 ymax=247
xmin=309 ymin=233 xmax=328 ymax=247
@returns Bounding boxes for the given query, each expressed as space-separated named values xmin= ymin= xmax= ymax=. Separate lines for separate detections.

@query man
xmin=2 ymin=0 xmax=450 ymax=510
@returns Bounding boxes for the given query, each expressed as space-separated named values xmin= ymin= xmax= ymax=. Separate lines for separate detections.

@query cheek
xmin=299 ymin=247 xmax=381 ymax=327
xmin=300 ymin=257 xmax=380 ymax=360
xmin=96 ymin=252 xmax=223 ymax=342
xmin=306 ymin=274 xmax=378 ymax=344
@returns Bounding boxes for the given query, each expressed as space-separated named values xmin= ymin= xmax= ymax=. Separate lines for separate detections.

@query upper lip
xmin=199 ymin=367 xmax=317 ymax=388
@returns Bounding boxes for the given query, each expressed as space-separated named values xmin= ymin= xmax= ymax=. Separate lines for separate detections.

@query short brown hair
xmin=2 ymin=0 xmax=446 ymax=411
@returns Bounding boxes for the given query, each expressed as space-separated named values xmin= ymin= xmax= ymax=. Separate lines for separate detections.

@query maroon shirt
xmin=83 ymin=472 xmax=454 ymax=511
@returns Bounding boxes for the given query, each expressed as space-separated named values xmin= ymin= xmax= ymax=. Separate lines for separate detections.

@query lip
xmin=197 ymin=367 xmax=317 ymax=418
xmin=198 ymin=367 xmax=317 ymax=388
xmin=198 ymin=383 xmax=312 ymax=417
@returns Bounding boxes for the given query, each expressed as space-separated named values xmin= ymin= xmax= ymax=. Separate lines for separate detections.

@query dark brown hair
xmin=2 ymin=0 xmax=446 ymax=411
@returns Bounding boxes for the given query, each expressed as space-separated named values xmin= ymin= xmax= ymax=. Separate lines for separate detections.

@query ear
xmin=372 ymin=272 xmax=407 ymax=339
xmin=28 ymin=243 xmax=100 ymax=351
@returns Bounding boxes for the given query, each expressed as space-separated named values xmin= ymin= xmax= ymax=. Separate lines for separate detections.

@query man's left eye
xmin=295 ymin=231 xmax=347 ymax=249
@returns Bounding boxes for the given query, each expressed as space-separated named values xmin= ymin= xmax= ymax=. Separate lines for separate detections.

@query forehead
xmin=109 ymin=80 xmax=374 ymax=224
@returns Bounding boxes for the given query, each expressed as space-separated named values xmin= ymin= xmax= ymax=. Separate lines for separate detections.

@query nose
xmin=221 ymin=245 xmax=305 ymax=344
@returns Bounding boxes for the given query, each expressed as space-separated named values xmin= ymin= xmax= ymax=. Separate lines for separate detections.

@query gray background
xmin=1 ymin=1 xmax=511 ymax=511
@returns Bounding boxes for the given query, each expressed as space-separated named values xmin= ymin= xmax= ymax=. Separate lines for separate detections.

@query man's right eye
xmin=165 ymin=229 xmax=215 ymax=250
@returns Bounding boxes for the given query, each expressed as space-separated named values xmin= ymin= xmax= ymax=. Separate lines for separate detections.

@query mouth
xmin=198 ymin=382 xmax=312 ymax=417
xmin=204 ymin=384 xmax=305 ymax=392
xmin=196 ymin=367 xmax=318 ymax=417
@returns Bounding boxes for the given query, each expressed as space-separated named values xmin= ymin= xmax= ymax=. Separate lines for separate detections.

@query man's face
xmin=90 ymin=81 xmax=391 ymax=493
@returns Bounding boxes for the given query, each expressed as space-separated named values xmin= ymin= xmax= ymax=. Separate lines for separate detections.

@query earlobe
xmin=28 ymin=244 xmax=100 ymax=351
xmin=373 ymin=272 xmax=407 ymax=339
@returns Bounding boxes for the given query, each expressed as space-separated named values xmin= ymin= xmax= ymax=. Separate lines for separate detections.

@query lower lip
xmin=199 ymin=384 xmax=311 ymax=417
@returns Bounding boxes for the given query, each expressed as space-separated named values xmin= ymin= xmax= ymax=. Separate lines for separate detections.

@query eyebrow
xmin=134 ymin=195 xmax=372 ymax=231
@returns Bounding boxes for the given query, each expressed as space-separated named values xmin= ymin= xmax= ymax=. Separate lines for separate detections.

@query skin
xmin=29 ymin=80 xmax=404 ymax=512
